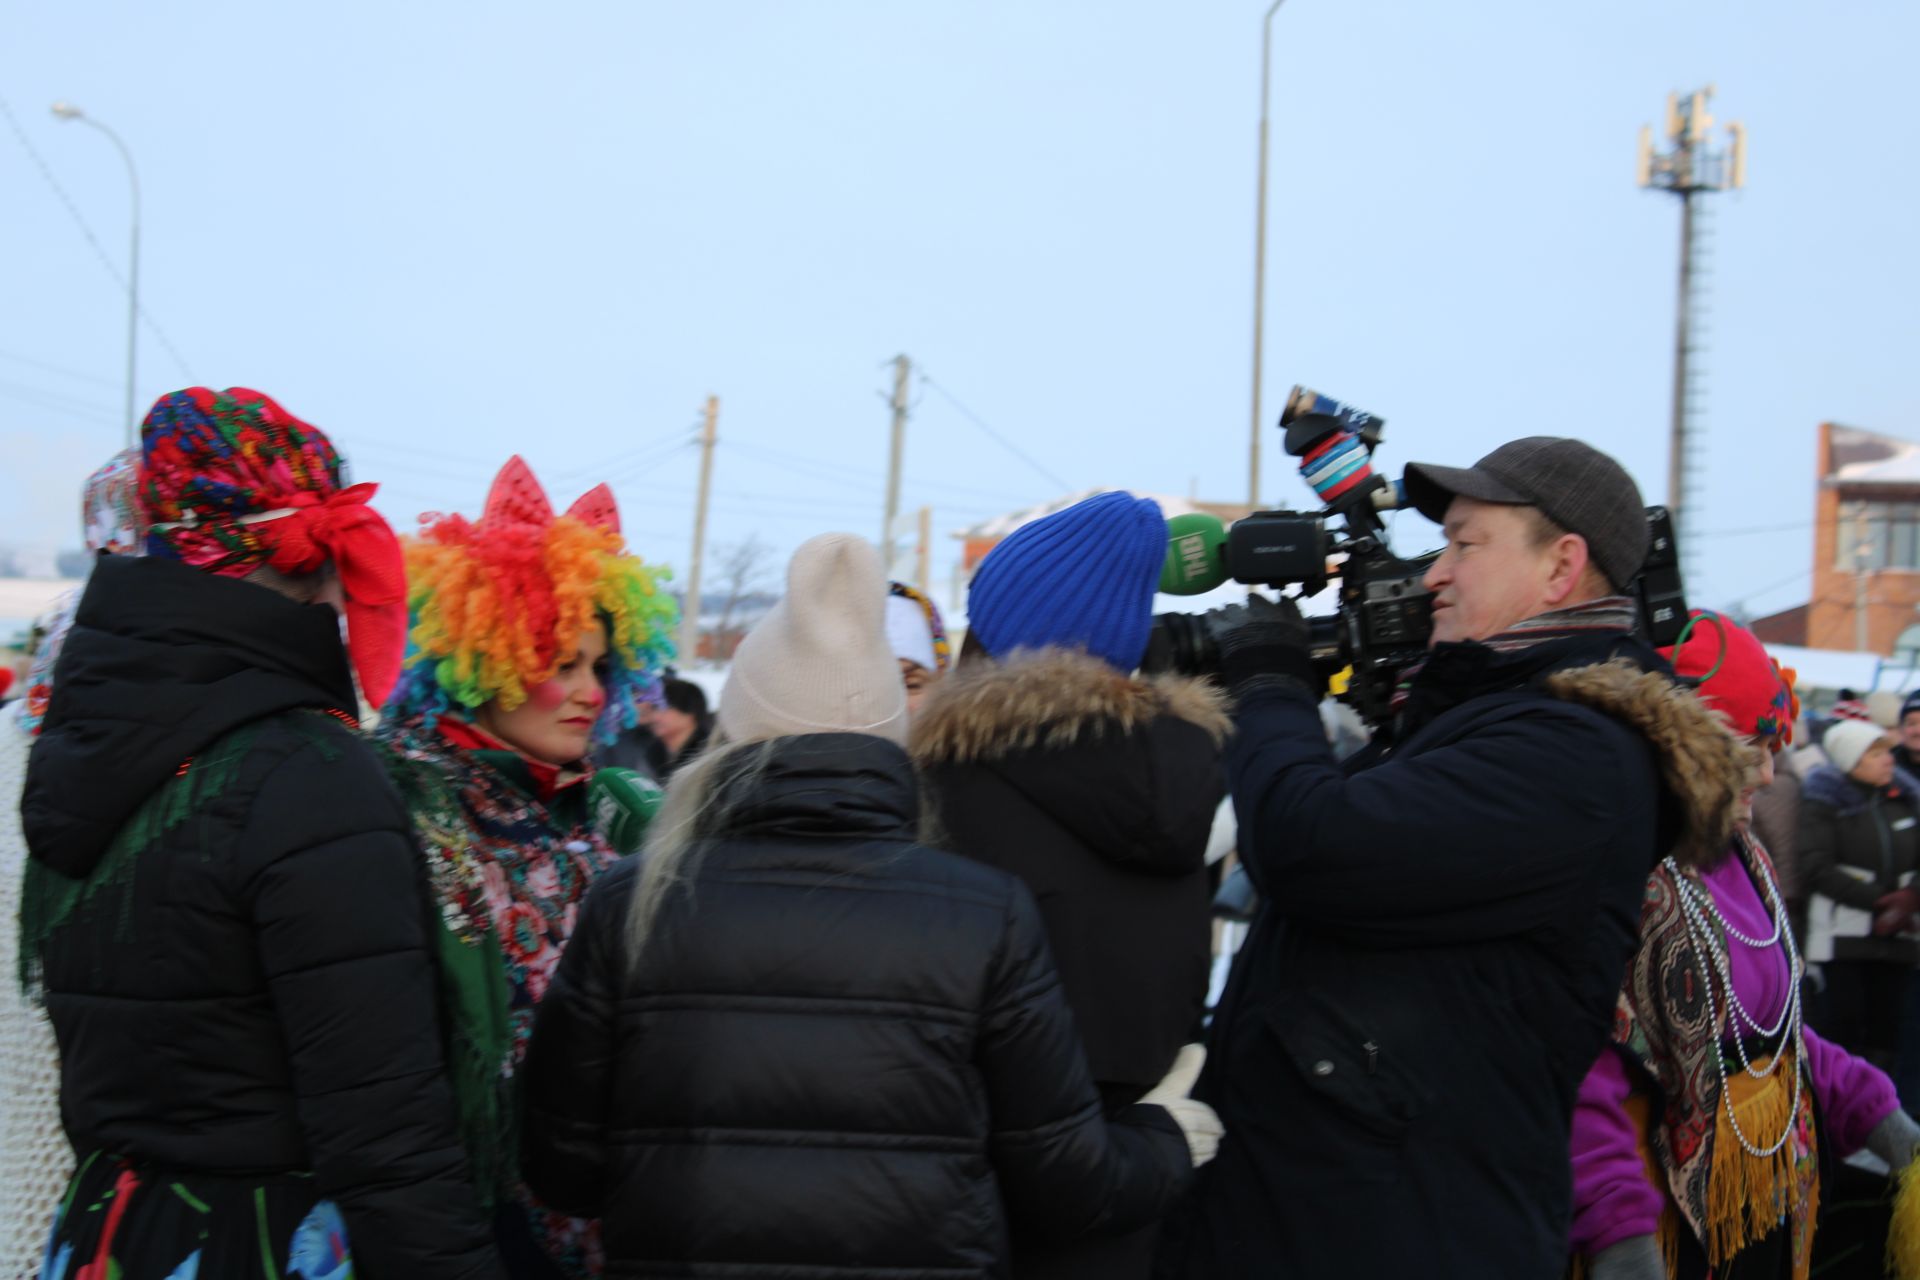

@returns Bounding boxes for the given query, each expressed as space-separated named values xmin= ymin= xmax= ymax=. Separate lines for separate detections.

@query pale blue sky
xmin=3 ymin=1 xmax=1914 ymax=622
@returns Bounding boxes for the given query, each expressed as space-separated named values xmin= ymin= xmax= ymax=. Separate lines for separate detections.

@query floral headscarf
xmin=140 ymin=387 xmax=407 ymax=705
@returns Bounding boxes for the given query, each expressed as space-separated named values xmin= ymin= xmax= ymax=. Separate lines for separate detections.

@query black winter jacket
xmin=1157 ymin=633 xmax=1747 ymax=1280
xmin=520 ymin=733 xmax=1193 ymax=1279
xmin=21 ymin=556 xmax=502 ymax=1279
xmin=1799 ymin=763 xmax=1920 ymax=964
xmin=912 ymin=650 xmax=1229 ymax=1110
xmin=911 ymin=651 xmax=1227 ymax=1280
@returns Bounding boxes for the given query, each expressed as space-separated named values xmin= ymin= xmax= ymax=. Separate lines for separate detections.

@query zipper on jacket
xmin=1874 ymin=794 xmax=1896 ymax=889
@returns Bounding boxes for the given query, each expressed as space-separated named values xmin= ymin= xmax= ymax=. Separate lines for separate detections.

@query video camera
xmin=1142 ymin=386 xmax=1687 ymax=728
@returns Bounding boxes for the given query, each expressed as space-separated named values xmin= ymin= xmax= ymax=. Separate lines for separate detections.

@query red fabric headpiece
xmin=255 ymin=484 xmax=407 ymax=707
xmin=1660 ymin=611 xmax=1799 ymax=749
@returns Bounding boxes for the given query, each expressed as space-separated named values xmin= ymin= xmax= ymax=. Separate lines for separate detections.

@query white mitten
xmin=1142 ymin=1044 xmax=1224 ymax=1167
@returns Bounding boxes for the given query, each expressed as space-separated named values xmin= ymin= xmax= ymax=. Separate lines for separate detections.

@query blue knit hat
xmin=968 ymin=491 xmax=1167 ymax=671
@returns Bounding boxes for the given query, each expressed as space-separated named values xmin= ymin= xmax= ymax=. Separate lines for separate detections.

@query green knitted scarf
xmin=18 ymin=721 xmax=263 ymax=996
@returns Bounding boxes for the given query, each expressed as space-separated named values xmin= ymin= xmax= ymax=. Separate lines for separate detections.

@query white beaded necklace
xmin=1662 ymin=846 xmax=1806 ymax=1158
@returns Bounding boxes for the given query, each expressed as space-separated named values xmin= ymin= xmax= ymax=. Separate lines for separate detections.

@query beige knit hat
xmin=1824 ymin=718 xmax=1894 ymax=776
xmin=717 ymin=533 xmax=910 ymax=746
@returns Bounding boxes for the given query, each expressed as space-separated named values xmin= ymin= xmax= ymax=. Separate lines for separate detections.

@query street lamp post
xmin=1248 ymin=0 xmax=1286 ymax=508
xmin=52 ymin=101 xmax=141 ymax=447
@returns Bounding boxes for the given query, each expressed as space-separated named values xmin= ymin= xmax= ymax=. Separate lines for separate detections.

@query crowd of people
xmin=2 ymin=386 xmax=1919 ymax=1279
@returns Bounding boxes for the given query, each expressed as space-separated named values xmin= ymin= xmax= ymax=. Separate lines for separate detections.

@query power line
xmin=1695 ymin=520 xmax=1815 ymax=539
xmin=0 ymin=91 xmax=195 ymax=381
xmin=917 ymin=371 xmax=1071 ymax=493
xmin=553 ymin=425 xmax=702 ymax=485
xmin=1720 ymin=565 xmax=1811 ymax=605
xmin=0 ymin=379 xmax=120 ymax=429
xmin=0 ymin=348 xmax=119 ymax=390
xmin=348 ymin=438 xmax=499 ymax=471
xmin=600 ymin=441 xmax=700 ymax=488
xmin=728 ymin=439 xmax=1039 ymax=506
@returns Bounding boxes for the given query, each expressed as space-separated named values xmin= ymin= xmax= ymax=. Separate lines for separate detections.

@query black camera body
xmin=1144 ymin=387 xmax=1687 ymax=730
xmin=1145 ymin=504 xmax=1439 ymax=727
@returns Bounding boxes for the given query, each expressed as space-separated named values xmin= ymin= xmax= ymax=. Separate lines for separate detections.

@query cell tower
xmin=1637 ymin=87 xmax=1746 ymax=580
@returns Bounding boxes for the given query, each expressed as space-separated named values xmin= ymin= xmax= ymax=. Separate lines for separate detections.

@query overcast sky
xmin=3 ymin=1 xmax=1914 ymax=623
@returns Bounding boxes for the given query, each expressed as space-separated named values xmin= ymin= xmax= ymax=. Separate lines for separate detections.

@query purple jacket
xmin=1570 ymin=852 xmax=1901 ymax=1255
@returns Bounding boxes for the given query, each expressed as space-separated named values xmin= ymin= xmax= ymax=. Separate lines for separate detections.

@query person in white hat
xmin=1801 ymin=718 xmax=1920 ymax=1070
xmin=518 ymin=533 xmax=1219 ymax=1278
xmin=886 ymin=580 xmax=950 ymax=716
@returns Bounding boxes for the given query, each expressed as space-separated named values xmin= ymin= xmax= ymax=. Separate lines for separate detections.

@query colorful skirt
xmin=41 ymin=1152 xmax=353 ymax=1280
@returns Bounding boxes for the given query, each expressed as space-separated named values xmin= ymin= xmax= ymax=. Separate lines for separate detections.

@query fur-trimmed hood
xmin=910 ymin=648 xmax=1230 ymax=875
xmin=1543 ymin=659 xmax=1758 ymax=869
xmin=912 ymin=649 xmax=1230 ymax=766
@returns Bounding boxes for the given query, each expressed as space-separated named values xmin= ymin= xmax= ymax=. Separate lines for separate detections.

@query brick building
xmin=1779 ymin=423 xmax=1920 ymax=656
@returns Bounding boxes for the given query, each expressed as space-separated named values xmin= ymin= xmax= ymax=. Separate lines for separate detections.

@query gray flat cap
xmin=1403 ymin=437 xmax=1649 ymax=588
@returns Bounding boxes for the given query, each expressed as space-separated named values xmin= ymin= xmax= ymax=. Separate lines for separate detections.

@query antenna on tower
xmin=1640 ymin=87 xmax=1745 ymax=584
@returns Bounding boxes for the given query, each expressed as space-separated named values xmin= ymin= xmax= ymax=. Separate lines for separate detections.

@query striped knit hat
xmin=967 ymin=491 xmax=1166 ymax=672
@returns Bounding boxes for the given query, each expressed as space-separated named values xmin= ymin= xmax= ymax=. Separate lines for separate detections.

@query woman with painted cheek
xmin=473 ymin=626 xmax=614 ymax=771
xmin=375 ymin=458 xmax=675 ymax=1280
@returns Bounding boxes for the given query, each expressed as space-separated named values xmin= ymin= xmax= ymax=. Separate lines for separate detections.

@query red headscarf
xmin=140 ymin=387 xmax=406 ymax=706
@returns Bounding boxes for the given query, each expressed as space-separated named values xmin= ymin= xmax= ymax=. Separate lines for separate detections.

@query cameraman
xmin=1157 ymin=439 xmax=1748 ymax=1277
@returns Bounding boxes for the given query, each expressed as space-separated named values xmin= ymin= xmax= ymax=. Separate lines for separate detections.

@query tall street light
xmin=52 ymin=101 xmax=141 ymax=447
xmin=1247 ymin=0 xmax=1286 ymax=507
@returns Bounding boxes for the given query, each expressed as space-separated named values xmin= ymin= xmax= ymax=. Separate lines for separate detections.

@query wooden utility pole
xmin=915 ymin=505 xmax=932 ymax=591
xmin=682 ymin=395 xmax=719 ymax=665
xmin=883 ymin=355 xmax=910 ymax=571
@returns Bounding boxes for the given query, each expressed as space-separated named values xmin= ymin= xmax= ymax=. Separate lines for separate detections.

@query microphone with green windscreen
xmin=1159 ymin=512 xmax=1231 ymax=596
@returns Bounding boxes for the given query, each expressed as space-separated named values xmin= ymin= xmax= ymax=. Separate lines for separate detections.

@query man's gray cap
xmin=1403 ymin=437 xmax=1650 ymax=588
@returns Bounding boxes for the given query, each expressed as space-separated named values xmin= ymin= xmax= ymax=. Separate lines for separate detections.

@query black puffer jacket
xmin=22 ymin=556 xmax=501 ymax=1279
xmin=520 ymin=733 xmax=1192 ymax=1279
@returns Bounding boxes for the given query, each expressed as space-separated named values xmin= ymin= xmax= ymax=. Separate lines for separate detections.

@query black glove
xmin=1206 ymin=594 xmax=1317 ymax=696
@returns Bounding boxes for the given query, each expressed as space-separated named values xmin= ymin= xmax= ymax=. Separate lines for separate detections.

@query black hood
xmin=23 ymin=555 xmax=357 ymax=879
xmin=708 ymin=733 xmax=921 ymax=844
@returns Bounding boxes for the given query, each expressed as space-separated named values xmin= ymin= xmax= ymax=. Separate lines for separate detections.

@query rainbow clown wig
xmin=385 ymin=456 xmax=678 ymax=744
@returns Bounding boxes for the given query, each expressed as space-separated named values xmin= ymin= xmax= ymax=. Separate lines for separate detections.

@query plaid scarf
xmin=1392 ymin=595 xmax=1639 ymax=714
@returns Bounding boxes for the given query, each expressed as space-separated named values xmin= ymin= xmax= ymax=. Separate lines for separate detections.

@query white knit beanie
xmin=1823 ymin=718 xmax=1893 ymax=776
xmin=717 ymin=533 xmax=910 ymax=746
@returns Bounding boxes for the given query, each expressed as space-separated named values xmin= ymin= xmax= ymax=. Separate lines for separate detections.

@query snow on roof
xmin=1766 ymin=642 xmax=1920 ymax=696
xmin=956 ymin=490 xmax=1245 ymax=541
xmin=1829 ymin=425 xmax=1920 ymax=486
